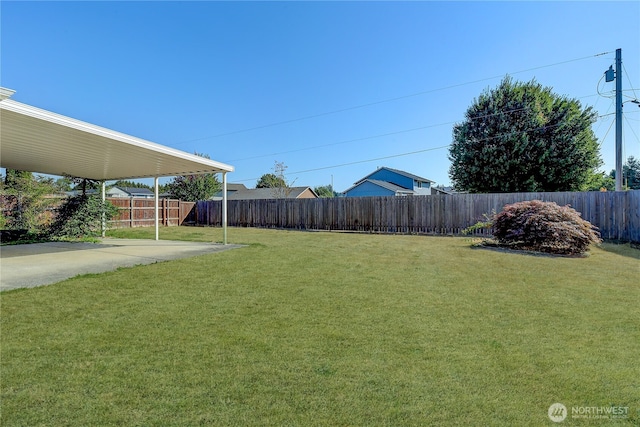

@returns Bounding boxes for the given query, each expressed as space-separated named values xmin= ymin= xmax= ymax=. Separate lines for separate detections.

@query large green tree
xmin=256 ymin=173 xmax=285 ymax=189
xmin=165 ymin=153 xmax=221 ymax=201
xmin=448 ymin=77 xmax=601 ymax=193
xmin=256 ymin=161 xmax=295 ymax=198
xmin=313 ymin=185 xmax=336 ymax=198
xmin=584 ymin=171 xmax=615 ymax=191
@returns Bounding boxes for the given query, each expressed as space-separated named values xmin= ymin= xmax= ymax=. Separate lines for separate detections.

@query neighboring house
xmin=107 ymin=186 xmax=155 ymax=198
xmin=65 ymin=189 xmax=99 ymax=197
xmin=212 ymin=183 xmax=248 ymax=200
xmin=64 ymin=186 xmax=156 ymax=198
xmin=216 ymin=186 xmax=318 ymax=200
xmin=434 ymin=185 xmax=459 ymax=195
xmin=343 ymin=167 xmax=435 ymax=197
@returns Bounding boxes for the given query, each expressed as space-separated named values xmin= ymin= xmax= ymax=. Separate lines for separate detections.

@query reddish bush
xmin=493 ymin=200 xmax=601 ymax=255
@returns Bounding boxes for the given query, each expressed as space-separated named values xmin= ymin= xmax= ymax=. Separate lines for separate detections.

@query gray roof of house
xmin=225 ymin=183 xmax=247 ymax=191
xmin=367 ymin=179 xmax=415 ymax=193
xmin=227 ymin=186 xmax=316 ymax=200
xmin=430 ymin=186 xmax=454 ymax=195
xmin=436 ymin=186 xmax=463 ymax=194
xmin=117 ymin=186 xmax=154 ymax=196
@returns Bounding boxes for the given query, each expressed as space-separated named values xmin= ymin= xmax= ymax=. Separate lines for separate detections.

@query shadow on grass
xmin=467 ymin=238 xmax=640 ymax=260
xmin=598 ymin=241 xmax=640 ymax=260
xmin=469 ymin=243 xmax=590 ymax=258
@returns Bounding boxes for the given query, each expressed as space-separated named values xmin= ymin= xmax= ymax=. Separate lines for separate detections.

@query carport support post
xmin=154 ymin=177 xmax=159 ymax=241
xmin=222 ymin=172 xmax=228 ymax=245
xmin=101 ymin=181 xmax=106 ymax=238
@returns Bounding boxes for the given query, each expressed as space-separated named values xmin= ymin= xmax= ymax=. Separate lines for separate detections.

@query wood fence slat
xmin=108 ymin=198 xmax=195 ymax=228
xmin=197 ymin=191 xmax=640 ymax=242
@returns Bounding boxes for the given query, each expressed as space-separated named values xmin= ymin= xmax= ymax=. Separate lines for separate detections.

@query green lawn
xmin=1 ymin=227 xmax=638 ymax=426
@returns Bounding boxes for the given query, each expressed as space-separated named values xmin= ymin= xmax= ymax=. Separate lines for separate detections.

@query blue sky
xmin=2 ymin=1 xmax=639 ymax=192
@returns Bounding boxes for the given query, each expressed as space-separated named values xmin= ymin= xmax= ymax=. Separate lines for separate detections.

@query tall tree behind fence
xmin=197 ymin=191 xmax=640 ymax=242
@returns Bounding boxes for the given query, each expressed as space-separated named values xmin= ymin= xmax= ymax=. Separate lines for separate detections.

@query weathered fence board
xmin=196 ymin=190 xmax=640 ymax=242
xmin=108 ymin=198 xmax=195 ymax=228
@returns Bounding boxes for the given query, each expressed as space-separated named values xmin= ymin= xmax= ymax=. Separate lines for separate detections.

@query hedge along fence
xmin=196 ymin=190 xmax=640 ymax=243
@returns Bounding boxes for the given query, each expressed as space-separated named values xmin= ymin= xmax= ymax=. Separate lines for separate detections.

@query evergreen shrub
xmin=48 ymin=195 xmax=119 ymax=239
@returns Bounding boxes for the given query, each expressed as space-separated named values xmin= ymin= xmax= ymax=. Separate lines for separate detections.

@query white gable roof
xmin=0 ymin=90 xmax=233 ymax=180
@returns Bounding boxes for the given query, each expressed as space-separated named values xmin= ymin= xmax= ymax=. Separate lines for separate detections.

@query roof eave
xmin=0 ymin=98 xmax=234 ymax=180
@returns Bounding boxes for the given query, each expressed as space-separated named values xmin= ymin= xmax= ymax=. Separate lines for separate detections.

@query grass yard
xmin=1 ymin=227 xmax=638 ymax=426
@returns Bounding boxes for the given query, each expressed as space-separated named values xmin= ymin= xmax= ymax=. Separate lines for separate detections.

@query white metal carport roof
xmin=0 ymin=91 xmax=233 ymax=180
xmin=0 ymin=87 xmax=233 ymax=242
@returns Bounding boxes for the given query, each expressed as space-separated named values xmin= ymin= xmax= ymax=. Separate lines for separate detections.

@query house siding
xmin=107 ymin=188 xmax=130 ymax=198
xmin=345 ymin=181 xmax=395 ymax=197
xmin=367 ymin=169 xmax=413 ymax=189
xmin=368 ymin=169 xmax=431 ymax=193
xmin=344 ymin=167 xmax=435 ymax=197
xmin=297 ymin=188 xmax=318 ymax=199
xmin=107 ymin=187 xmax=155 ymax=198
xmin=413 ymin=186 xmax=432 ymax=196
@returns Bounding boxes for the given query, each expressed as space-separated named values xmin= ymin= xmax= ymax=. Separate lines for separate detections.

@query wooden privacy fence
xmin=196 ymin=190 xmax=640 ymax=242
xmin=108 ymin=198 xmax=195 ymax=228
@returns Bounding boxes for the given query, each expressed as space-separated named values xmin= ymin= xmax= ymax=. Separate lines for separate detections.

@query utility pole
xmin=605 ymin=49 xmax=624 ymax=191
xmin=615 ymin=48 xmax=623 ymax=191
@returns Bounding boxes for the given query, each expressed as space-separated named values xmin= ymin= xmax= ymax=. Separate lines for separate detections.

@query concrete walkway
xmin=0 ymin=238 xmax=243 ymax=291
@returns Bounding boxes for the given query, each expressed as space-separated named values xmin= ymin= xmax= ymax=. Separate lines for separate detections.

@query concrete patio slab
xmin=0 ymin=238 xmax=243 ymax=291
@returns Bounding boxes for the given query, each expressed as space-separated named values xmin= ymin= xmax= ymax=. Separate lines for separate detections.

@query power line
xmin=622 ymin=63 xmax=639 ymax=102
xmin=233 ymin=145 xmax=451 ymax=183
xmin=598 ymin=116 xmax=616 ymax=149
xmin=597 ymin=73 xmax=616 ymax=99
xmin=590 ymin=81 xmax=606 ymax=132
xmin=233 ymin=110 xmax=619 ymax=183
xmin=623 ymin=114 xmax=640 ymax=147
xmin=234 ymin=119 xmax=601 ymax=183
xmin=229 ymin=101 xmax=610 ymax=164
xmin=226 ymin=122 xmax=454 ymax=162
xmin=175 ymin=52 xmax=612 ymax=146
xmin=226 ymin=107 xmax=530 ymax=163
xmin=289 ymin=145 xmax=451 ymax=176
